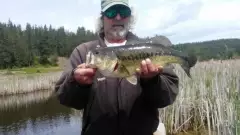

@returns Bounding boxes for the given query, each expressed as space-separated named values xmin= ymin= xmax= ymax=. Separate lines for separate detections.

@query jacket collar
xmin=97 ymin=31 xmax=139 ymax=47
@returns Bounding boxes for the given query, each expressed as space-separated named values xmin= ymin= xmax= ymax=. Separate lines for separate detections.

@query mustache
xmin=112 ymin=24 xmax=124 ymax=27
xmin=111 ymin=21 xmax=127 ymax=27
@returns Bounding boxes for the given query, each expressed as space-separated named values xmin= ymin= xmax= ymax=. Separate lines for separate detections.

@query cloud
xmin=131 ymin=0 xmax=204 ymax=37
xmin=0 ymin=0 xmax=239 ymax=44
xmin=198 ymin=1 xmax=240 ymax=22
xmin=168 ymin=0 xmax=240 ymax=43
xmin=131 ymin=0 xmax=240 ymax=43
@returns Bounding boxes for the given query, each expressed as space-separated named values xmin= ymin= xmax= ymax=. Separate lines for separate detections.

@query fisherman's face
xmin=102 ymin=5 xmax=131 ymax=40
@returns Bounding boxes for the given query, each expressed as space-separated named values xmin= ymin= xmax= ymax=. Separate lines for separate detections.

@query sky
xmin=0 ymin=0 xmax=240 ymax=44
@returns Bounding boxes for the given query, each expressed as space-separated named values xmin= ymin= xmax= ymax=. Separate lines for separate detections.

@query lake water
xmin=0 ymin=90 xmax=82 ymax=135
xmin=0 ymin=90 xmax=238 ymax=135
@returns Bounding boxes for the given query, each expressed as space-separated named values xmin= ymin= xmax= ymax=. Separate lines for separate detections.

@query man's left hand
xmin=136 ymin=58 xmax=163 ymax=79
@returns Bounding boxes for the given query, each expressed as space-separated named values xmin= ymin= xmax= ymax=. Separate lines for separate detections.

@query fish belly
xmin=151 ymin=55 xmax=182 ymax=66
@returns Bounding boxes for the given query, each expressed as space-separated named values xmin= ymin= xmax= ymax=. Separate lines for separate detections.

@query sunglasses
xmin=102 ymin=5 xmax=131 ymax=19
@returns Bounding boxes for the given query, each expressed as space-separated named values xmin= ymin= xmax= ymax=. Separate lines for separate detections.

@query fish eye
xmin=94 ymin=51 xmax=99 ymax=54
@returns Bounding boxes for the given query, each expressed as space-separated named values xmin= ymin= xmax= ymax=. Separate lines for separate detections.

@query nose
xmin=115 ymin=13 xmax=122 ymax=20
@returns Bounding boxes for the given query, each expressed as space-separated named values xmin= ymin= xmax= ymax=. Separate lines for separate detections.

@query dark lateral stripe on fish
xmin=117 ymin=51 xmax=172 ymax=61
xmin=111 ymin=45 xmax=180 ymax=61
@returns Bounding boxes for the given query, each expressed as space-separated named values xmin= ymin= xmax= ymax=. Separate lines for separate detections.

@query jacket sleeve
xmin=54 ymin=47 xmax=91 ymax=110
xmin=140 ymin=66 xmax=179 ymax=108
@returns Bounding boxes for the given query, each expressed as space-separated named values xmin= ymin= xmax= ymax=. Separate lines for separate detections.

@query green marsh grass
xmin=0 ymin=66 xmax=62 ymax=75
xmin=159 ymin=59 xmax=240 ymax=135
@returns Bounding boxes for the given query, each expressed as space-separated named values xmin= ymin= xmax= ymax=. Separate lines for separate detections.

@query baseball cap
xmin=101 ymin=0 xmax=130 ymax=12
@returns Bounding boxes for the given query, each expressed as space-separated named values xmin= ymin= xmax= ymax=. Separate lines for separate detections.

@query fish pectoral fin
xmin=126 ymin=75 xmax=138 ymax=85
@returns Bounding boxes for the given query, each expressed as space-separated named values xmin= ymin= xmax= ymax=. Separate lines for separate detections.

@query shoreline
xmin=0 ymin=71 xmax=62 ymax=96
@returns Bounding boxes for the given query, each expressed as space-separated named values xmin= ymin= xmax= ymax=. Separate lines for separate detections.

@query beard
xmin=108 ymin=23 xmax=130 ymax=40
xmin=110 ymin=28 xmax=127 ymax=38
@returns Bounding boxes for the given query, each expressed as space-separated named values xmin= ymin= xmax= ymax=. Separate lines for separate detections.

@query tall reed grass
xmin=0 ymin=71 xmax=62 ymax=96
xmin=159 ymin=59 xmax=240 ymax=135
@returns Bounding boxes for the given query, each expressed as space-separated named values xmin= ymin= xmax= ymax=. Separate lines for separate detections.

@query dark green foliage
xmin=49 ymin=55 xmax=58 ymax=66
xmin=172 ymin=38 xmax=240 ymax=61
xmin=0 ymin=20 xmax=97 ymax=69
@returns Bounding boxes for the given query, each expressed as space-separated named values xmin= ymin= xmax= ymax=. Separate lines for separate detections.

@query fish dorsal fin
xmin=126 ymin=75 xmax=138 ymax=85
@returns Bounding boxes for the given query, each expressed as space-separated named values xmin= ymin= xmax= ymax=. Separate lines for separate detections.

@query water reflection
xmin=0 ymin=90 xmax=53 ymax=110
xmin=0 ymin=90 xmax=82 ymax=135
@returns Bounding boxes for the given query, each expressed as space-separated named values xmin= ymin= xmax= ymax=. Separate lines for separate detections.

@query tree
xmin=0 ymin=20 xmax=97 ymax=69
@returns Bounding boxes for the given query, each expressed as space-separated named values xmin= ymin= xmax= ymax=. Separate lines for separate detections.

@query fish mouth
xmin=86 ymin=51 xmax=97 ymax=68
xmin=86 ymin=51 xmax=91 ymax=65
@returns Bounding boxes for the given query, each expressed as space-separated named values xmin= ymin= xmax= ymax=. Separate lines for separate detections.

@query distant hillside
xmin=172 ymin=38 xmax=240 ymax=61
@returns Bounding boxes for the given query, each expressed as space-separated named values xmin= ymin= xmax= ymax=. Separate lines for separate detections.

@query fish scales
xmin=106 ymin=43 xmax=184 ymax=76
xmin=113 ymin=44 xmax=176 ymax=61
xmin=117 ymin=55 xmax=182 ymax=76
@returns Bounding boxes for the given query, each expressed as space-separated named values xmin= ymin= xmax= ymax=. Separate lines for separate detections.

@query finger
xmin=78 ymin=74 xmax=94 ymax=84
xmin=77 ymin=63 xmax=86 ymax=68
xmin=85 ymin=69 xmax=97 ymax=77
xmin=141 ymin=60 xmax=148 ymax=74
xmin=79 ymin=76 xmax=88 ymax=83
xmin=78 ymin=68 xmax=96 ymax=76
xmin=145 ymin=58 xmax=155 ymax=72
xmin=85 ymin=77 xmax=94 ymax=84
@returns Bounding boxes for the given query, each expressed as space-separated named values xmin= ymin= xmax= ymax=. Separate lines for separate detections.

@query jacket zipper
xmin=117 ymin=78 xmax=120 ymax=135
xmin=117 ymin=78 xmax=124 ymax=135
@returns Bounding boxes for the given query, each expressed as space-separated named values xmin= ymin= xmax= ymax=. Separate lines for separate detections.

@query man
xmin=55 ymin=0 xmax=179 ymax=135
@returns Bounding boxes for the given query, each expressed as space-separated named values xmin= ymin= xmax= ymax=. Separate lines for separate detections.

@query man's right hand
xmin=73 ymin=63 xmax=97 ymax=85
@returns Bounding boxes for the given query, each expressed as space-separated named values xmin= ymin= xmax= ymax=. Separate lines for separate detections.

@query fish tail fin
xmin=179 ymin=53 xmax=197 ymax=78
xmin=180 ymin=60 xmax=192 ymax=78
xmin=187 ymin=53 xmax=198 ymax=67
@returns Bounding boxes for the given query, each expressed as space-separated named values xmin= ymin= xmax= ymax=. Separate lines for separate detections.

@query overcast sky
xmin=0 ymin=0 xmax=239 ymax=44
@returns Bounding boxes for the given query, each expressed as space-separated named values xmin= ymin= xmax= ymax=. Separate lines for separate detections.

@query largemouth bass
xmin=86 ymin=42 xmax=197 ymax=85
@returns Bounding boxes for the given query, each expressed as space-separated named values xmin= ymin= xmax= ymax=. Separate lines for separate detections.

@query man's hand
xmin=136 ymin=58 xmax=163 ymax=79
xmin=73 ymin=63 xmax=97 ymax=85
